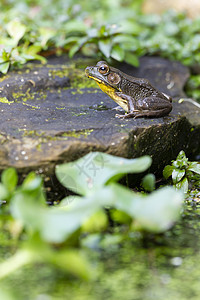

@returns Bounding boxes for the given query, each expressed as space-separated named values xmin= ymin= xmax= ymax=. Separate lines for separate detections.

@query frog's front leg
xmin=112 ymin=105 xmax=124 ymax=111
xmin=114 ymin=92 xmax=139 ymax=118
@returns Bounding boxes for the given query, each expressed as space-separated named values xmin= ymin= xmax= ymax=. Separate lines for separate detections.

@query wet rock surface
xmin=0 ymin=55 xmax=199 ymax=177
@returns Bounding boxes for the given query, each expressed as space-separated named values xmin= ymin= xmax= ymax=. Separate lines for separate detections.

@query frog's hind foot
xmin=115 ymin=112 xmax=137 ymax=119
xmin=115 ymin=110 xmax=140 ymax=119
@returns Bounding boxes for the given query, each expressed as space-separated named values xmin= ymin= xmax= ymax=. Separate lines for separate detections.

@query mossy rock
xmin=0 ymin=55 xmax=199 ymax=182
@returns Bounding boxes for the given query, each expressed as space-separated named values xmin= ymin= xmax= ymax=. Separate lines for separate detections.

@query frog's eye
xmin=98 ymin=64 xmax=109 ymax=75
xmin=108 ymin=72 xmax=121 ymax=85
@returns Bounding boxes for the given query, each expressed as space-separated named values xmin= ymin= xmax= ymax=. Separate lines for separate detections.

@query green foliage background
xmin=1 ymin=0 xmax=200 ymax=100
xmin=0 ymin=1 xmax=199 ymax=66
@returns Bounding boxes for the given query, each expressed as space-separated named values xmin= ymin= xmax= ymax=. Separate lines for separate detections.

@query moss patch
xmin=12 ymin=90 xmax=47 ymax=102
xmin=0 ymin=74 xmax=10 ymax=83
xmin=49 ymin=67 xmax=97 ymax=89
xmin=23 ymin=129 xmax=93 ymax=140
xmin=0 ymin=97 xmax=14 ymax=105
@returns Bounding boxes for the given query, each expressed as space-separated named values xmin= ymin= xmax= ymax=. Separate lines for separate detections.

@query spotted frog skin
xmin=85 ymin=61 xmax=172 ymax=119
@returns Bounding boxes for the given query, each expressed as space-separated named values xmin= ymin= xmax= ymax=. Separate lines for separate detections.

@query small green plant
xmin=163 ymin=150 xmax=200 ymax=193
xmin=185 ymin=75 xmax=200 ymax=101
xmin=0 ymin=152 xmax=183 ymax=280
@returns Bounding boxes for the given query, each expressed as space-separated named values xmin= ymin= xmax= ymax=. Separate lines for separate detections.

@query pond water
xmin=1 ymin=197 xmax=200 ymax=300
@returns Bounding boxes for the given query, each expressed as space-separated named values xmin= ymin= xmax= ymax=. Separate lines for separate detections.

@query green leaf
xmin=98 ymin=38 xmax=112 ymax=58
xmin=64 ymin=20 xmax=87 ymax=34
xmin=187 ymin=162 xmax=200 ymax=175
xmin=0 ymin=62 xmax=10 ymax=74
xmin=142 ymin=174 xmax=155 ymax=192
xmin=56 ymin=152 xmax=152 ymax=196
xmin=176 ymin=150 xmax=187 ymax=162
xmin=0 ymin=288 xmax=16 ymax=300
xmin=1 ymin=168 xmax=18 ymax=194
xmin=22 ymin=172 xmax=43 ymax=192
xmin=163 ymin=165 xmax=175 ymax=179
xmin=68 ymin=37 xmax=88 ymax=58
xmin=25 ymin=45 xmax=42 ymax=55
xmin=111 ymin=44 xmax=125 ymax=61
xmin=118 ymin=20 xmax=143 ymax=35
xmin=22 ymin=45 xmax=47 ymax=64
xmin=99 ymin=233 xmax=124 ymax=248
xmin=39 ymin=27 xmax=56 ymax=47
xmin=0 ymin=183 xmax=9 ymax=200
xmin=0 ymin=249 xmax=36 ymax=280
xmin=82 ymin=210 xmax=108 ymax=233
xmin=11 ymin=185 xmax=112 ymax=243
xmin=110 ymin=209 xmax=132 ymax=224
xmin=109 ymin=183 xmax=183 ymax=233
xmin=49 ymin=250 xmax=91 ymax=280
xmin=175 ymin=177 xmax=188 ymax=193
xmin=112 ymin=35 xmax=140 ymax=51
xmin=6 ymin=20 xmax=26 ymax=45
xmin=173 ymin=150 xmax=188 ymax=168
xmin=172 ymin=169 xmax=185 ymax=184
xmin=124 ymin=52 xmax=139 ymax=67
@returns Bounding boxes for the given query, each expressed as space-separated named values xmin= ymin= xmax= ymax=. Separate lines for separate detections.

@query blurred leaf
xmin=119 ymin=20 xmax=143 ymax=35
xmin=163 ymin=22 xmax=179 ymax=36
xmin=163 ymin=165 xmax=175 ymax=179
xmin=61 ymin=36 xmax=80 ymax=48
xmin=11 ymin=184 xmax=112 ymax=243
xmin=109 ymin=183 xmax=183 ymax=233
xmin=24 ymin=45 xmax=42 ymax=55
xmin=49 ymin=250 xmax=91 ymax=280
xmin=39 ymin=27 xmax=56 ymax=47
xmin=110 ymin=209 xmax=132 ymax=224
xmin=68 ymin=37 xmax=88 ymax=58
xmin=142 ymin=174 xmax=155 ymax=192
xmin=98 ymin=38 xmax=112 ymax=58
xmin=6 ymin=20 xmax=26 ymax=45
xmin=56 ymin=152 xmax=152 ymax=196
xmin=0 ymin=288 xmax=16 ymax=300
xmin=82 ymin=210 xmax=108 ymax=233
xmin=0 ymin=183 xmax=9 ymax=200
xmin=0 ymin=62 xmax=10 ymax=74
xmin=64 ymin=20 xmax=87 ymax=34
xmin=0 ymin=248 xmax=36 ymax=280
xmin=0 ymin=237 xmax=91 ymax=280
xmin=22 ymin=172 xmax=43 ymax=192
xmin=111 ymin=44 xmax=125 ymax=61
xmin=1 ymin=168 xmax=18 ymax=194
xmin=100 ymin=233 xmax=123 ymax=248
xmin=124 ymin=52 xmax=139 ymax=67
xmin=112 ymin=34 xmax=140 ymax=51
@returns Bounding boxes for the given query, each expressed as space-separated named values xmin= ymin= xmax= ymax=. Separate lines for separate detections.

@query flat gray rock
xmin=0 ymin=55 xmax=199 ymax=179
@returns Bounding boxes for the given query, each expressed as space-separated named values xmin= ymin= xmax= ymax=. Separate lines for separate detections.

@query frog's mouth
xmin=85 ymin=71 xmax=120 ymax=90
xmin=85 ymin=72 xmax=109 ymax=85
xmin=86 ymin=74 xmax=119 ymax=92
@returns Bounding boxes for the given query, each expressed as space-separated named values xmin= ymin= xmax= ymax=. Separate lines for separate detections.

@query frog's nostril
xmin=85 ymin=66 xmax=92 ymax=76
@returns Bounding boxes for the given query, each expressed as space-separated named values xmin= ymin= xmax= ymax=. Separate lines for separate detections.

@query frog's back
xmin=120 ymin=73 xmax=162 ymax=100
xmin=110 ymin=65 xmax=167 ymax=100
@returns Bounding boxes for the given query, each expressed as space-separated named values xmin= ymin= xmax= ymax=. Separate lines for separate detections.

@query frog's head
xmin=85 ymin=61 xmax=122 ymax=91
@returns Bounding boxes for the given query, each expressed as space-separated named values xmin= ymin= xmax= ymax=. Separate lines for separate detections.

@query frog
xmin=85 ymin=61 xmax=172 ymax=119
